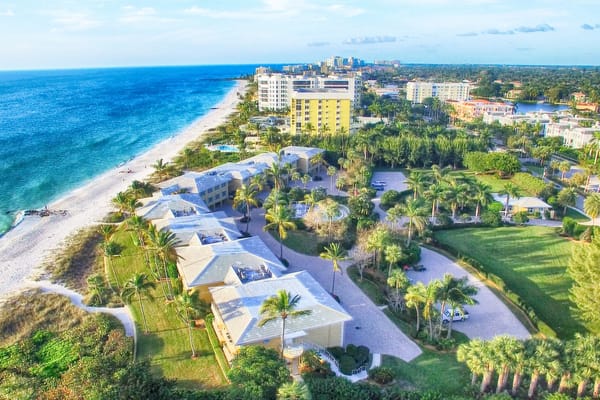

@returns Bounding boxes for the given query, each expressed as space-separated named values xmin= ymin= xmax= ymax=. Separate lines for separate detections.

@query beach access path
xmin=0 ymin=80 xmax=248 ymax=301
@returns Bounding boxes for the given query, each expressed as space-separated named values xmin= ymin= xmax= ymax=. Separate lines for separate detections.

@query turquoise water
xmin=0 ymin=65 xmax=258 ymax=234
xmin=514 ymin=102 xmax=569 ymax=114
xmin=207 ymin=144 xmax=240 ymax=153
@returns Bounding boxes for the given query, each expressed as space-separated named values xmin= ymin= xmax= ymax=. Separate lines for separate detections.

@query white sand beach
xmin=0 ymin=80 xmax=248 ymax=300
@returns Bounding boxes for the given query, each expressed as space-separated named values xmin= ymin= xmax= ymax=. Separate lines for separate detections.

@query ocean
xmin=0 ymin=65 xmax=259 ymax=234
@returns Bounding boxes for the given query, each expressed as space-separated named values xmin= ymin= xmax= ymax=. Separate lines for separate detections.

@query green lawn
xmin=109 ymin=229 xmax=227 ymax=389
xmin=434 ymin=226 xmax=587 ymax=338
xmin=565 ymin=207 xmax=590 ymax=222
xmin=469 ymin=172 xmax=545 ymax=196
xmin=269 ymin=229 xmax=322 ymax=256
xmin=382 ymin=351 xmax=470 ymax=395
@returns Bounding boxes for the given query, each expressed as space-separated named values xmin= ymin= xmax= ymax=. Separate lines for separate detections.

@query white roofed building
xmin=152 ymin=212 xmax=240 ymax=247
xmin=136 ymin=193 xmax=210 ymax=220
xmin=210 ymin=271 xmax=352 ymax=361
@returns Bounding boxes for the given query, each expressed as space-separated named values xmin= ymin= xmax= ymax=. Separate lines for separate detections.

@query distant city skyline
xmin=1 ymin=0 xmax=600 ymax=70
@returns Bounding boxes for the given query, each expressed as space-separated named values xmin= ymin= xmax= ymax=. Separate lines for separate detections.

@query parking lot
xmin=370 ymin=171 xmax=408 ymax=193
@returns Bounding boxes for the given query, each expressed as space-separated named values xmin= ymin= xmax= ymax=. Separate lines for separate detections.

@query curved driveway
xmin=406 ymin=248 xmax=530 ymax=340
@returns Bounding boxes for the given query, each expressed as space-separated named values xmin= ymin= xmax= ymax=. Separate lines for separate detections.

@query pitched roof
xmin=136 ymin=194 xmax=210 ymax=220
xmin=210 ymin=271 xmax=352 ymax=345
xmin=492 ymin=194 xmax=552 ymax=209
xmin=177 ymin=236 xmax=286 ymax=288
xmin=153 ymin=212 xmax=241 ymax=246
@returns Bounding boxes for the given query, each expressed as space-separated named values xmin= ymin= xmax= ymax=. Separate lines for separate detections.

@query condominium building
xmin=406 ymin=81 xmax=471 ymax=103
xmin=545 ymin=120 xmax=599 ymax=148
xmin=289 ymin=89 xmax=352 ymax=135
xmin=256 ymin=73 xmax=360 ymax=111
xmin=447 ymin=100 xmax=514 ymax=122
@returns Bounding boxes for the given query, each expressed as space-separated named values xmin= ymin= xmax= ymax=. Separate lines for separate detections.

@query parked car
xmin=373 ymin=180 xmax=387 ymax=186
xmin=371 ymin=183 xmax=385 ymax=190
xmin=441 ymin=308 xmax=469 ymax=324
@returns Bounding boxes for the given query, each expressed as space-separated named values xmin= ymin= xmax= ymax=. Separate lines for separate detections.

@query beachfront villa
xmin=210 ymin=271 xmax=352 ymax=362
xmin=136 ymin=193 xmax=211 ymax=220
xmin=140 ymin=145 xmax=351 ymax=362
xmin=152 ymin=212 xmax=240 ymax=247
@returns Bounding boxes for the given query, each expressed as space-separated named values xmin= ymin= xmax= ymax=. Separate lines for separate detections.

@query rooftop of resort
xmin=152 ymin=212 xmax=240 ymax=246
xmin=209 ymin=271 xmax=352 ymax=346
xmin=177 ymin=236 xmax=286 ymax=288
xmin=136 ymin=193 xmax=211 ymax=220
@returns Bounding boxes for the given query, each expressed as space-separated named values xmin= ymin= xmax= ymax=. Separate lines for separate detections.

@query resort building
xmin=447 ymin=100 xmax=514 ymax=122
xmin=152 ymin=212 xmax=240 ymax=247
xmin=158 ymin=172 xmax=230 ymax=209
xmin=177 ymin=236 xmax=287 ymax=301
xmin=136 ymin=193 xmax=210 ymax=220
xmin=406 ymin=81 xmax=471 ymax=104
xmin=483 ymin=111 xmax=552 ymax=131
xmin=545 ymin=120 xmax=599 ymax=148
xmin=281 ymin=146 xmax=325 ymax=175
xmin=210 ymin=271 xmax=352 ymax=361
xmin=289 ymin=89 xmax=352 ymax=135
xmin=256 ymin=73 xmax=361 ymax=111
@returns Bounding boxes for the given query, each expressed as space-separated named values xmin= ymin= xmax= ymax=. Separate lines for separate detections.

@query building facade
xmin=545 ymin=121 xmax=599 ymax=148
xmin=406 ymin=81 xmax=471 ymax=103
xmin=257 ymin=73 xmax=360 ymax=111
xmin=448 ymin=100 xmax=514 ymax=122
xmin=289 ymin=89 xmax=352 ymax=135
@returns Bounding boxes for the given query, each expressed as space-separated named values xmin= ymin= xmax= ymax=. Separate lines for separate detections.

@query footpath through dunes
xmin=0 ymin=80 xmax=247 ymax=302
xmin=225 ymin=203 xmax=423 ymax=362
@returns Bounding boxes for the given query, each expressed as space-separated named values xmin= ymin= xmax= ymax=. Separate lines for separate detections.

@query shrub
xmin=327 ymin=346 xmax=344 ymax=360
xmin=487 ymin=202 xmax=504 ymax=214
xmin=435 ymin=213 xmax=453 ymax=227
xmin=339 ymin=354 xmax=357 ymax=375
xmin=402 ymin=243 xmax=421 ymax=265
xmin=512 ymin=211 xmax=529 ymax=225
xmin=481 ymin=211 xmax=501 ymax=227
xmin=356 ymin=345 xmax=370 ymax=366
xmin=380 ymin=190 xmax=402 ymax=209
xmin=345 ymin=344 xmax=358 ymax=359
xmin=561 ymin=217 xmax=577 ymax=236
xmin=368 ymin=366 xmax=394 ymax=384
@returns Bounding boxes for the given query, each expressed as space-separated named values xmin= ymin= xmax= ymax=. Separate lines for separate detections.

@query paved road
xmin=224 ymin=203 xmax=423 ymax=362
xmin=406 ymin=248 xmax=530 ymax=340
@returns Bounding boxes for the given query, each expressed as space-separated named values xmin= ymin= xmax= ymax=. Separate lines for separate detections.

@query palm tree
xmin=491 ymin=336 xmax=523 ymax=393
xmin=327 ymin=166 xmax=337 ymax=193
xmin=559 ymin=161 xmax=572 ymax=180
xmin=405 ymin=282 xmax=427 ymax=333
xmin=300 ymin=174 xmax=311 ymax=189
xmin=430 ymin=165 xmax=451 ymax=185
xmin=387 ymin=269 xmax=410 ymax=312
xmin=87 ymin=274 xmax=108 ymax=305
xmin=386 ymin=204 xmax=403 ymax=231
xmin=267 ymin=162 xmax=286 ymax=191
xmin=121 ymin=273 xmax=156 ymax=333
xmin=233 ymin=184 xmax=259 ymax=233
xmin=500 ymin=182 xmax=520 ymax=218
xmin=400 ymin=198 xmax=429 ymax=246
xmin=472 ymin=182 xmax=493 ymax=219
xmin=102 ymin=240 xmax=121 ymax=290
xmin=319 ymin=242 xmax=348 ymax=295
xmin=112 ymin=192 xmax=131 ymax=216
xmin=126 ymin=215 xmax=150 ymax=268
xmin=151 ymin=158 xmax=172 ymax=181
xmin=264 ymin=205 xmax=296 ymax=259
xmin=424 ymin=183 xmax=446 ymax=221
xmin=406 ymin=171 xmax=429 ymax=200
xmin=98 ymin=224 xmax=116 ymax=242
xmin=423 ymin=279 xmax=442 ymax=339
xmin=251 ymin=174 xmax=266 ymax=192
xmin=258 ymin=290 xmax=312 ymax=356
xmin=365 ymin=225 xmax=391 ymax=268
xmin=146 ymin=226 xmax=180 ymax=300
xmin=173 ymin=291 xmax=206 ymax=358
xmin=584 ymin=193 xmax=600 ymax=225
xmin=444 ymin=181 xmax=469 ymax=219
xmin=527 ymin=337 xmax=562 ymax=398
xmin=557 ymin=187 xmax=578 ymax=215
xmin=384 ymin=244 xmax=403 ymax=277
xmin=440 ymin=275 xmax=479 ymax=338
xmin=457 ymin=339 xmax=488 ymax=387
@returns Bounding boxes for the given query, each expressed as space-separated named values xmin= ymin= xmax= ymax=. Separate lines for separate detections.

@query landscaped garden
xmin=433 ymin=226 xmax=586 ymax=338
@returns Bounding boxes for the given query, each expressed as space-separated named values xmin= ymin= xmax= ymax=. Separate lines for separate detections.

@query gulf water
xmin=0 ymin=65 xmax=258 ymax=234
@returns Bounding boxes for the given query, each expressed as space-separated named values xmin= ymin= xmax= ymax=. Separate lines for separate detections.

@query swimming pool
xmin=205 ymin=144 xmax=239 ymax=153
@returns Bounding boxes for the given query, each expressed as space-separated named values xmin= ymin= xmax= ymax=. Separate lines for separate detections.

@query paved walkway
xmin=406 ymin=248 xmax=530 ymax=340
xmin=224 ymin=204 xmax=422 ymax=362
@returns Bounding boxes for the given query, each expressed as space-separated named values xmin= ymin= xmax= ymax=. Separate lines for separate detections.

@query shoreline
xmin=0 ymin=79 xmax=248 ymax=301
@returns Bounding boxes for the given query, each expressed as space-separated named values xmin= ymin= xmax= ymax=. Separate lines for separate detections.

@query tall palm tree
xmin=472 ymin=182 xmax=493 ymax=219
xmin=500 ymin=182 xmax=520 ymax=218
xmin=387 ymin=269 xmax=410 ymax=312
xmin=406 ymin=171 xmax=428 ymax=200
xmin=386 ymin=204 xmax=403 ymax=231
xmin=441 ymin=275 xmax=479 ymax=338
xmin=258 ymin=290 xmax=312 ymax=356
xmin=98 ymin=224 xmax=116 ymax=242
xmin=173 ymin=290 xmax=207 ymax=358
xmin=112 ymin=192 xmax=131 ymax=216
xmin=584 ymin=193 xmax=600 ymax=225
xmin=121 ymin=273 xmax=156 ymax=333
xmin=457 ymin=339 xmax=488 ymax=387
xmin=400 ymin=198 xmax=429 ymax=246
xmin=319 ymin=242 xmax=348 ymax=295
xmin=384 ymin=244 xmax=403 ymax=277
xmin=527 ymin=337 xmax=562 ymax=398
xmin=102 ymin=240 xmax=121 ymax=290
xmin=87 ymin=274 xmax=107 ymax=305
xmin=424 ymin=183 xmax=446 ymax=221
xmin=327 ymin=166 xmax=337 ymax=193
xmin=365 ymin=225 xmax=391 ymax=269
xmin=151 ymin=158 xmax=172 ymax=181
xmin=423 ymin=279 xmax=442 ymax=340
xmin=264 ymin=205 xmax=296 ymax=259
xmin=557 ymin=187 xmax=578 ymax=215
xmin=126 ymin=215 xmax=150 ymax=268
xmin=405 ymin=282 xmax=427 ymax=333
xmin=444 ymin=181 xmax=469 ymax=219
xmin=491 ymin=336 xmax=523 ymax=393
xmin=267 ymin=162 xmax=286 ymax=191
xmin=430 ymin=165 xmax=452 ymax=185
xmin=146 ymin=226 xmax=180 ymax=300
xmin=233 ymin=184 xmax=259 ymax=233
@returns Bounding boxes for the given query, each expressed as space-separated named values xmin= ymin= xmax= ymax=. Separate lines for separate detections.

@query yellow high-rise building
xmin=290 ymin=89 xmax=352 ymax=135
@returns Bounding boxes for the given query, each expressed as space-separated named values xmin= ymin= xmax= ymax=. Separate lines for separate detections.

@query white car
xmin=441 ymin=308 xmax=469 ymax=324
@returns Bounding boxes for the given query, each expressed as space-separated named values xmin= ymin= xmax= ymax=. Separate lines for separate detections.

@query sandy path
xmin=0 ymin=80 xmax=247 ymax=300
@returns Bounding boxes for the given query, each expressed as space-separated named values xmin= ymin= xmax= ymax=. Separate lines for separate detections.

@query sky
xmin=1 ymin=0 xmax=599 ymax=70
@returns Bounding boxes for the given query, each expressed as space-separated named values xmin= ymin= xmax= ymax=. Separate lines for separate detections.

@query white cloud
xmin=50 ymin=11 xmax=102 ymax=32
xmin=343 ymin=35 xmax=397 ymax=45
xmin=0 ymin=9 xmax=15 ymax=17
xmin=119 ymin=6 xmax=178 ymax=24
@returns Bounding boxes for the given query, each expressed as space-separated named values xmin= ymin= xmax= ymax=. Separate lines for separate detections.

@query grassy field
xmin=269 ymin=229 xmax=321 ymax=256
xmin=109 ymin=229 xmax=227 ymax=389
xmin=382 ymin=351 xmax=470 ymax=395
xmin=434 ymin=226 xmax=587 ymax=338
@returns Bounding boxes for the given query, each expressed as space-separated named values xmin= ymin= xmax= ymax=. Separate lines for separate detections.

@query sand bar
xmin=0 ymin=80 xmax=248 ymax=300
